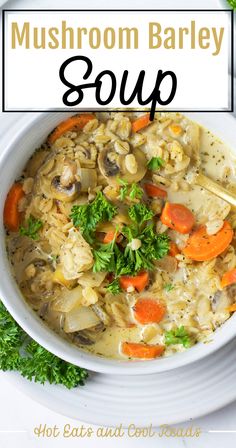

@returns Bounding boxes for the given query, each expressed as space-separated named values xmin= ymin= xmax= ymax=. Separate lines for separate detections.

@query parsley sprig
xmin=128 ymin=203 xmax=154 ymax=225
xmin=118 ymin=178 xmax=129 ymax=200
xmin=93 ymin=241 xmax=117 ymax=273
xmin=93 ymin=238 xmax=129 ymax=276
xmin=147 ymin=157 xmax=165 ymax=171
xmin=164 ymin=283 xmax=175 ymax=292
xmin=123 ymin=222 xmax=170 ymax=273
xmin=118 ymin=179 xmax=143 ymax=201
xmin=129 ymin=183 xmax=143 ymax=200
xmin=70 ymin=192 xmax=117 ymax=243
xmin=165 ymin=326 xmax=192 ymax=348
xmin=93 ymin=203 xmax=170 ymax=277
xmin=19 ymin=215 xmax=43 ymax=240
xmin=106 ymin=279 xmax=122 ymax=294
xmin=0 ymin=301 xmax=87 ymax=388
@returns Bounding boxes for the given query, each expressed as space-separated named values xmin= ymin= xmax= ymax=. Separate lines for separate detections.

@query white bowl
xmin=0 ymin=111 xmax=236 ymax=375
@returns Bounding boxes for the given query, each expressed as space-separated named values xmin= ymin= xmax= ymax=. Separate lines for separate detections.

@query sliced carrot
xmin=160 ymin=202 xmax=195 ymax=234
xmin=144 ymin=183 xmax=167 ymax=199
xmin=227 ymin=304 xmax=236 ymax=312
xmin=4 ymin=183 xmax=24 ymax=232
xmin=131 ymin=114 xmax=151 ymax=133
xmin=122 ymin=342 xmax=165 ymax=359
xmin=169 ymin=242 xmax=180 ymax=257
xmin=103 ymin=230 xmax=119 ymax=244
xmin=48 ymin=114 xmax=95 ymax=144
xmin=183 ymin=221 xmax=233 ymax=262
xmin=133 ymin=298 xmax=166 ymax=324
xmin=221 ymin=268 xmax=236 ymax=289
xmin=119 ymin=271 xmax=149 ymax=292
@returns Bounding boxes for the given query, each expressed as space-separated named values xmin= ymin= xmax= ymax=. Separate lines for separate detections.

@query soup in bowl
xmin=1 ymin=111 xmax=236 ymax=374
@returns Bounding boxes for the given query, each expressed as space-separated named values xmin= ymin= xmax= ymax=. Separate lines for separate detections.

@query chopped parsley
xmin=118 ymin=178 xmax=129 ymax=200
xmin=93 ymin=241 xmax=117 ymax=273
xmin=147 ymin=157 xmax=165 ymax=171
xmin=123 ymin=224 xmax=170 ymax=273
xmin=106 ymin=279 xmax=122 ymax=294
xmin=0 ymin=301 xmax=87 ymax=388
xmin=93 ymin=203 xmax=169 ymax=277
xmin=128 ymin=203 xmax=154 ymax=225
xmin=129 ymin=183 xmax=143 ymax=200
xmin=19 ymin=215 xmax=43 ymax=240
xmin=70 ymin=192 xmax=117 ymax=243
xmin=118 ymin=179 xmax=143 ymax=201
xmin=164 ymin=283 xmax=175 ymax=292
xmin=165 ymin=326 xmax=192 ymax=348
xmin=93 ymin=238 xmax=129 ymax=276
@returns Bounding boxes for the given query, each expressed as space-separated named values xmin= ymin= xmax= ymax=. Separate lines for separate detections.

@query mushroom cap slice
xmin=98 ymin=148 xmax=121 ymax=179
xmin=51 ymin=176 xmax=81 ymax=202
xmin=98 ymin=147 xmax=147 ymax=185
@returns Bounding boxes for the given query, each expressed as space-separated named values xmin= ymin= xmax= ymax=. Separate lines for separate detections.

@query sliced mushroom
xmin=98 ymin=149 xmax=121 ymax=178
xmin=51 ymin=175 xmax=81 ymax=202
xmin=72 ymin=332 xmax=95 ymax=346
xmin=226 ymin=283 xmax=236 ymax=301
xmin=211 ymin=284 xmax=236 ymax=312
xmin=92 ymin=304 xmax=111 ymax=325
xmin=75 ymin=144 xmax=97 ymax=167
xmin=72 ymin=322 xmax=105 ymax=346
xmin=38 ymin=302 xmax=49 ymax=318
xmin=33 ymin=259 xmax=47 ymax=268
xmin=98 ymin=147 xmax=147 ymax=185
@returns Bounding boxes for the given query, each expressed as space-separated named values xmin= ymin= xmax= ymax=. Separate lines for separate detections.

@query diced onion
xmin=52 ymin=285 xmax=83 ymax=312
xmin=64 ymin=306 xmax=100 ymax=333
xmin=77 ymin=271 xmax=106 ymax=287
xmin=80 ymin=168 xmax=97 ymax=192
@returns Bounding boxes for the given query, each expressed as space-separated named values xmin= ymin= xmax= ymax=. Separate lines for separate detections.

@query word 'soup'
xmin=59 ymin=55 xmax=177 ymax=119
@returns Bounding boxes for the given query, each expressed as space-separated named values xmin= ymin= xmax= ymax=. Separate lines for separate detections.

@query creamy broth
xmin=5 ymin=113 xmax=236 ymax=361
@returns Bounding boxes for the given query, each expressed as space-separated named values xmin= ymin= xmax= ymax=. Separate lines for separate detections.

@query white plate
xmin=2 ymin=336 xmax=236 ymax=426
xmin=1 ymin=110 xmax=236 ymax=424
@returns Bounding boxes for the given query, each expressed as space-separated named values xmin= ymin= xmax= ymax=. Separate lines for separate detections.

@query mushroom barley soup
xmin=4 ymin=112 xmax=236 ymax=360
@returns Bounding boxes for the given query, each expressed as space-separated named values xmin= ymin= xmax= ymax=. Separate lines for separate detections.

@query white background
xmin=1 ymin=1 xmax=236 ymax=448
xmin=4 ymin=9 xmax=231 ymax=110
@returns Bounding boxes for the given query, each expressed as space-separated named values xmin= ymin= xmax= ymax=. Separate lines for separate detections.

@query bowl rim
xmin=0 ymin=111 xmax=236 ymax=376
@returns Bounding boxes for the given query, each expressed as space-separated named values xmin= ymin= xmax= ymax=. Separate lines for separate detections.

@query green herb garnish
xmin=19 ymin=215 xmax=43 ymax=240
xmin=129 ymin=183 xmax=143 ymax=200
xmin=165 ymin=326 xmax=192 ymax=348
xmin=118 ymin=179 xmax=143 ymax=201
xmin=227 ymin=0 xmax=236 ymax=9
xmin=0 ymin=301 xmax=87 ymax=388
xmin=93 ymin=242 xmax=116 ymax=273
xmin=93 ymin=203 xmax=169 ymax=276
xmin=118 ymin=178 xmax=129 ymax=200
xmin=106 ymin=279 xmax=122 ymax=294
xmin=70 ymin=192 xmax=117 ymax=243
xmin=123 ymin=223 xmax=170 ymax=273
xmin=147 ymin=157 xmax=165 ymax=171
xmin=164 ymin=283 xmax=175 ymax=292
xmin=128 ymin=203 xmax=154 ymax=225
